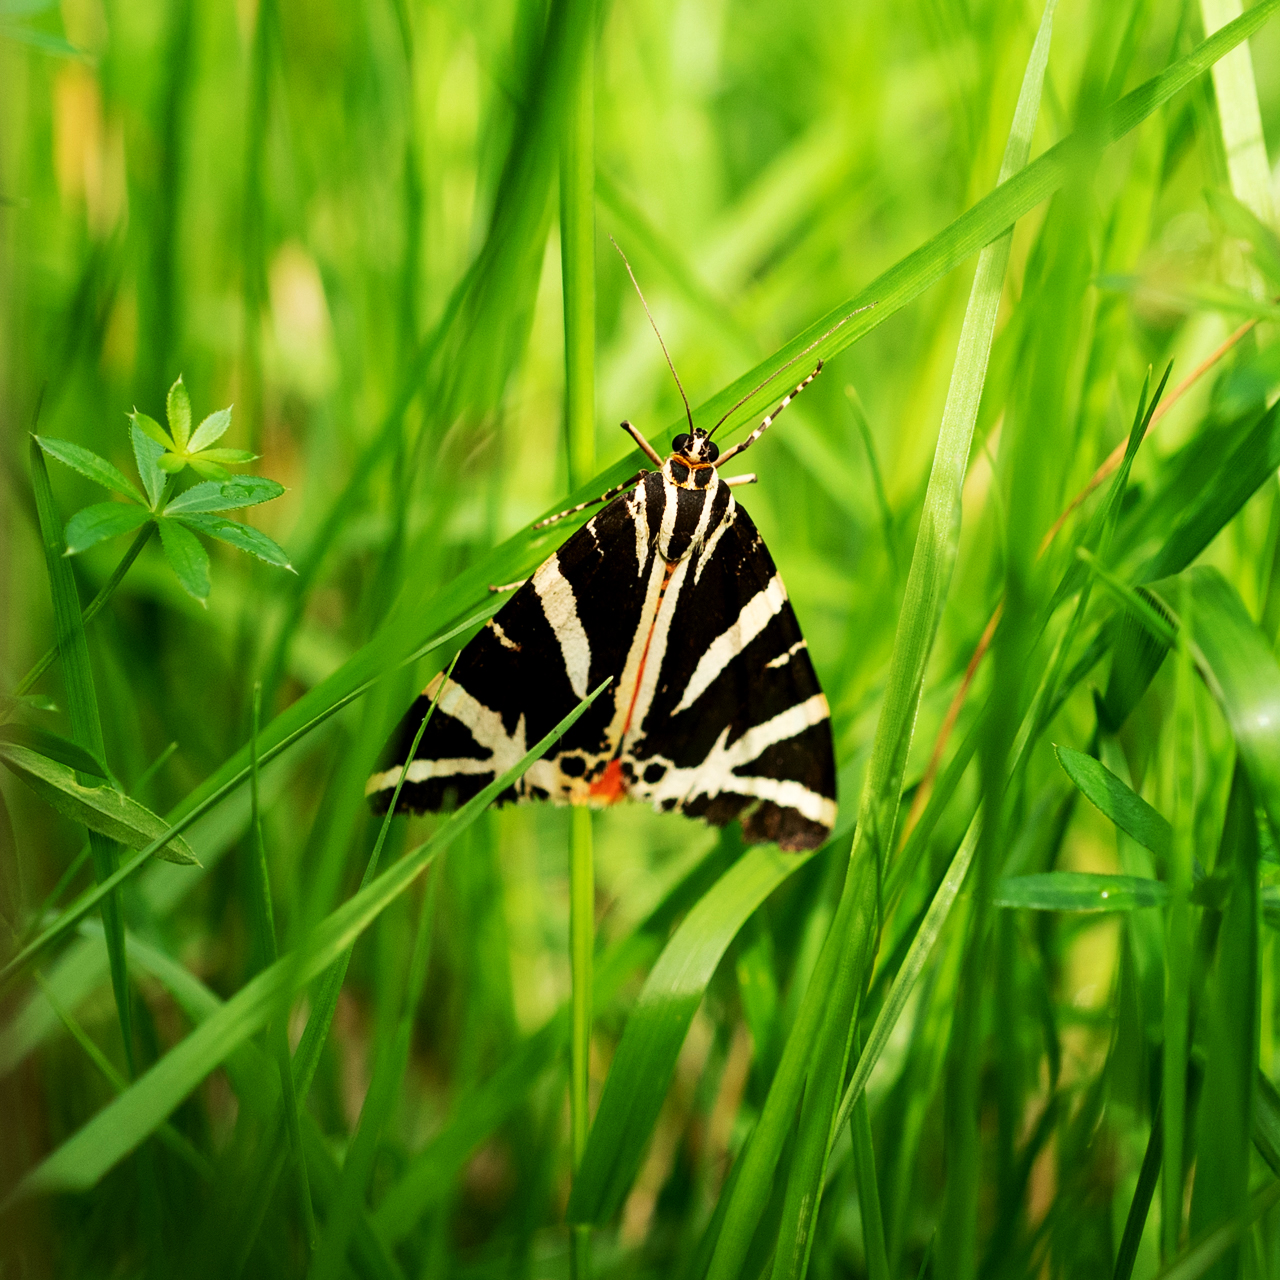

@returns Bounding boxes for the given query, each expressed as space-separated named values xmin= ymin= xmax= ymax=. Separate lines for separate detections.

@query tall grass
xmin=4 ymin=0 xmax=1280 ymax=1277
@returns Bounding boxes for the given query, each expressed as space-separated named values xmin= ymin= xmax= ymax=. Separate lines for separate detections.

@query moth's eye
xmin=703 ymin=441 xmax=719 ymax=463
xmin=672 ymin=434 xmax=692 ymax=454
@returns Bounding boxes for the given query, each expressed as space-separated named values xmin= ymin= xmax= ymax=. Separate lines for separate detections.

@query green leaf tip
xmin=166 ymin=375 xmax=192 ymax=450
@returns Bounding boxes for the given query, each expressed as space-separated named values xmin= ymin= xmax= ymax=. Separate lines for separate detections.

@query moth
xmin=367 ymin=265 xmax=851 ymax=851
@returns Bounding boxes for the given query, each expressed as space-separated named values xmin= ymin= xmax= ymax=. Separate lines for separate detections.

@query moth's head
xmin=671 ymin=428 xmax=719 ymax=465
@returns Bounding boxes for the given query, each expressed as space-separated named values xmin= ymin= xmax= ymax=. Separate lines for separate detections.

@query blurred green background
xmin=4 ymin=0 xmax=1280 ymax=1276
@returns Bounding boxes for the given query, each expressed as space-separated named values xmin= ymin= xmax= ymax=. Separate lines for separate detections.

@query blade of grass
xmin=828 ymin=818 xmax=979 ymax=1146
xmin=560 ymin=7 xmax=596 ymax=1273
xmin=0 ymin=604 xmax=498 ymax=987
xmin=11 ymin=521 xmax=157 ymax=702
xmin=1200 ymin=0 xmax=1276 ymax=226
xmin=307 ymin=867 xmax=438 ymax=1280
xmin=6 ymin=676 xmax=609 ymax=1201
xmin=1188 ymin=766 xmax=1259 ymax=1278
xmin=1163 ymin=578 xmax=1196 ymax=1258
xmin=566 ymin=841 xmax=824 ymax=1224
xmin=248 ymin=683 xmax=315 ymax=1247
xmin=29 ymin=438 xmax=135 ymax=1075
xmin=763 ymin=8 xmax=1057 ymax=1277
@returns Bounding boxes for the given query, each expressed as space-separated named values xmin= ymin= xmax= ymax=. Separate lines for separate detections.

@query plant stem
xmin=561 ymin=4 xmax=595 ymax=1273
xmin=12 ymin=521 xmax=156 ymax=701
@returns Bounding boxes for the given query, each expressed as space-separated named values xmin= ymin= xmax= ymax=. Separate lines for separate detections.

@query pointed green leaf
xmin=129 ymin=425 xmax=167 ymax=508
xmin=195 ymin=448 xmax=256 ymax=464
xmin=156 ymin=454 xmax=188 ymax=474
xmin=128 ymin=409 xmax=174 ymax=452
xmin=35 ymin=438 xmax=144 ymax=504
xmin=0 ymin=723 xmax=106 ymax=777
xmin=0 ymin=742 xmax=197 ymax=865
xmin=994 ymin=872 xmax=1168 ymax=911
xmin=164 ymin=477 xmax=285 ymax=514
xmin=187 ymin=406 xmax=233 ymax=453
xmin=166 ymin=377 xmax=191 ymax=450
xmin=158 ymin=518 xmax=210 ymax=603
xmin=1055 ymin=744 xmax=1172 ymax=859
xmin=63 ymin=504 xmax=151 ymax=556
xmin=175 ymin=514 xmax=292 ymax=569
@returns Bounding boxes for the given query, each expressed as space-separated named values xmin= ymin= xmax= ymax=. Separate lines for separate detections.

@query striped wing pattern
xmin=367 ymin=470 xmax=837 ymax=851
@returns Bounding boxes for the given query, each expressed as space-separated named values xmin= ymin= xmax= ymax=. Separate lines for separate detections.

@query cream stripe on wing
xmin=627 ymin=482 xmax=651 ymax=576
xmin=533 ymin=556 xmax=591 ymax=699
xmin=693 ymin=488 xmax=735 ymax=585
xmin=633 ymin=694 xmax=834 ymax=824
xmin=623 ymin=555 xmax=691 ymax=751
xmin=672 ymin=574 xmax=789 ymax=713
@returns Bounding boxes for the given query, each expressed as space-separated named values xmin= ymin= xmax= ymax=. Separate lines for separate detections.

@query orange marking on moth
xmin=588 ymin=561 xmax=676 ymax=805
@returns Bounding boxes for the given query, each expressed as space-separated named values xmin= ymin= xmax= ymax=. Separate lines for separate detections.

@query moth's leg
xmin=716 ymin=361 xmax=825 ymax=464
xmin=723 ymin=473 xmax=757 ymax=487
xmin=533 ymin=469 xmax=648 ymax=529
xmin=621 ymin=420 xmax=664 ymax=467
xmin=489 ymin=578 xmax=529 ymax=593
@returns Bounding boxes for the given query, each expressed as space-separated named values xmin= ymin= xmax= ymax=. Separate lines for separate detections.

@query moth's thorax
xmin=646 ymin=462 xmax=735 ymax=564
xmin=663 ymin=455 xmax=716 ymax=489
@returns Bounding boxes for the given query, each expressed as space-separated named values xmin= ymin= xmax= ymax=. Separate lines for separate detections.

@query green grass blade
xmin=1163 ymin=578 xmax=1196 ymax=1256
xmin=567 ymin=843 xmax=819 ymax=1224
xmin=993 ymin=871 xmax=1168 ymax=911
xmin=6 ymin=678 xmax=609 ymax=1201
xmin=0 ymin=723 xmax=106 ymax=777
xmin=764 ymin=6 xmax=1058 ymax=1275
xmin=1201 ymin=0 xmax=1276 ymax=225
xmin=1149 ymin=568 xmax=1280 ymax=834
xmin=0 ymin=606 xmax=497 ymax=987
xmin=829 ymin=818 xmax=979 ymax=1146
xmin=28 ymin=438 xmax=135 ymax=1072
xmin=1188 ymin=766 xmax=1259 ymax=1277
xmin=1055 ymin=745 xmax=1172 ymax=859
xmin=560 ymin=10 xmax=596 ymax=1271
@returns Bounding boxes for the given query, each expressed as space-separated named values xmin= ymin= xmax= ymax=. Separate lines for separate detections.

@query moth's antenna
xmin=611 ymin=237 xmax=695 ymax=435
xmin=706 ymin=303 xmax=876 ymax=439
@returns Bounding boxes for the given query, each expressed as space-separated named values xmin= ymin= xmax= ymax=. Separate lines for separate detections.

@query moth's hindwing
xmin=366 ymin=476 xmax=837 ymax=851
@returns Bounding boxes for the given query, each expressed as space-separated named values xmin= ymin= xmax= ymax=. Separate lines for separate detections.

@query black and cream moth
xmin=367 ymin=416 xmax=837 ymax=852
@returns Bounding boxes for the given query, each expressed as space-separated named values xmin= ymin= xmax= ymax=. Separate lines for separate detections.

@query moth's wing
xmin=624 ymin=500 xmax=837 ymax=851
xmin=366 ymin=477 xmax=663 ymax=813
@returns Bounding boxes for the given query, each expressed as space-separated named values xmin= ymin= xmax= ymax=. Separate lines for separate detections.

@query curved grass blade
xmin=29 ymin=439 xmax=135 ymax=1071
xmin=828 ymin=816 xmax=980 ymax=1151
xmin=5 ymin=677 xmax=609 ymax=1201
xmin=748 ymin=6 xmax=1059 ymax=1276
xmin=567 ymin=843 xmax=821 ymax=1225
xmin=1149 ymin=567 xmax=1280 ymax=834
xmin=993 ymin=871 xmax=1168 ymax=911
xmin=0 ymin=602 xmax=500 ymax=989
xmin=0 ymin=723 xmax=106 ymax=777
xmin=1054 ymin=744 xmax=1171 ymax=858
